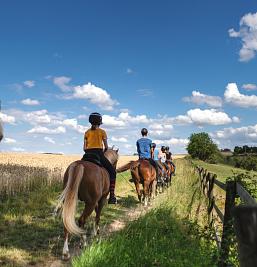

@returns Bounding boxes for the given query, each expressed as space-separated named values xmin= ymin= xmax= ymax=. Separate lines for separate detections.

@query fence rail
xmin=193 ymin=164 xmax=257 ymax=267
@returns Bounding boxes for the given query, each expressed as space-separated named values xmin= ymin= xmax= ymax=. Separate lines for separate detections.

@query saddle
xmin=81 ymin=153 xmax=102 ymax=167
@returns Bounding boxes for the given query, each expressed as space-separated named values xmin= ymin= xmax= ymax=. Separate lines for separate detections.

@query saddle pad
xmin=81 ymin=153 xmax=102 ymax=167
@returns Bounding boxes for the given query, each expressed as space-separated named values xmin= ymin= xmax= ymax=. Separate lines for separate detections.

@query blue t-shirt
xmin=153 ymin=149 xmax=159 ymax=160
xmin=136 ymin=137 xmax=152 ymax=159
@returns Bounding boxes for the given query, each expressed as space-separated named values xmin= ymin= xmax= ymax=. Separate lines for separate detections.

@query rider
xmin=83 ymin=112 xmax=117 ymax=204
xmin=151 ymin=143 xmax=163 ymax=179
xmin=136 ymin=128 xmax=159 ymax=175
xmin=158 ymin=146 xmax=169 ymax=174
xmin=165 ymin=146 xmax=176 ymax=175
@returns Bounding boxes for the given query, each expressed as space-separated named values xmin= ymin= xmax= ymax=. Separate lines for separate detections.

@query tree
xmin=187 ymin=132 xmax=218 ymax=161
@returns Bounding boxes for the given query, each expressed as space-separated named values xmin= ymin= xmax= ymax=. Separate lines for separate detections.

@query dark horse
xmin=117 ymin=159 xmax=157 ymax=206
xmin=55 ymin=148 xmax=119 ymax=260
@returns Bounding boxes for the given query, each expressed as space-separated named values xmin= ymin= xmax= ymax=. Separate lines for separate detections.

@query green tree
xmin=187 ymin=132 xmax=218 ymax=161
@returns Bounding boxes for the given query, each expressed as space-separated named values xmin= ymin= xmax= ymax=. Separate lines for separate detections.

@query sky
xmin=0 ymin=0 xmax=257 ymax=155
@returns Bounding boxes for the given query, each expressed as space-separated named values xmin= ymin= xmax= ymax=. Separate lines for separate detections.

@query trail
xmin=42 ymin=191 xmax=169 ymax=267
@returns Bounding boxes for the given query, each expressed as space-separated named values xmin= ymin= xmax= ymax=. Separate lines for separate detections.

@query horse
xmin=0 ymin=121 xmax=3 ymax=142
xmin=166 ymin=160 xmax=175 ymax=186
xmin=117 ymin=159 xmax=157 ymax=206
xmin=55 ymin=148 xmax=119 ymax=260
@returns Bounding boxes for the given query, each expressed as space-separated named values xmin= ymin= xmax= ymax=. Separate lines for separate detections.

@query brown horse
xmin=166 ymin=160 xmax=175 ymax=186
xmin=117 ymin=159 xmax=157 ymax=206
xmin=55 ymin=148 xmax=119 ymax=260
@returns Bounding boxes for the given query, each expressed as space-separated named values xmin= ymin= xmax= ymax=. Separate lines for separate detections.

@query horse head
xmin=105 ymin=147 xmax=119 ymax=166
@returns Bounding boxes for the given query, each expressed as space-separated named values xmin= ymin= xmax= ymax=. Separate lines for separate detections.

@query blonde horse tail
xmin=56 ymin=162 xmax=85 ymax=236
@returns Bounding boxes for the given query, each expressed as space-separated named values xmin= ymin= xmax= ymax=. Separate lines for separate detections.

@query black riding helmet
xmin=89 ymin=112 xmax=102 ymax=125
xmin=141 ymin=128 xmax=148 ymax=136
xmin=161 ymin=145 xmax=166 ymax=152
xmin=165 ymin=146 xmax=169 ymax=151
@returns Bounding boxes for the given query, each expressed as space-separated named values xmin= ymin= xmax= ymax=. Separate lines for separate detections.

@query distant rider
xmin=165 ymin=146 xmax=176 ymax=175
xmin=83 ymin=112 xmax=117 ymax=204
xmin=136 ymin=128 xmax=159 ymax=176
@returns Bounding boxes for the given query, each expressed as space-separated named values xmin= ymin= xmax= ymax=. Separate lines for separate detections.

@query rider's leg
xmin=99 ymin=155 xmax=117 ymax=204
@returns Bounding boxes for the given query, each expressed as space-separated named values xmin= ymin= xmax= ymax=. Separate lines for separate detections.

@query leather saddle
xmin=81 ymin=153 xmax=102 ymax=167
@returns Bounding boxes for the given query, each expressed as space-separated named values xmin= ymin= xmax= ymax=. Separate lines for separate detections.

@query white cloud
xmin=118 ymin=112 xmax=149 ymax=124
xmin=102 ymin=115 xmax=125 ymax=127
xmin=21 ymin=98 xmax=40 ymax=106
xmin=0 ymin=112 xmax=16 ymax=124
xmin=224 ymin=83 xmax=257 ymax=108
xmin=183 ymin=90 xmax=222 ymax=107
xmin=137 ymin=89 xmax=154 ymax=97
xmin=24 ymin=110 xmax=52 ymax=124
xmin=44 ymin=136 xmax=55 ymax=144
xmin=12 ymin=147 xmax=25 ymax=152
xmin=212 ymin=124 xmax=257 ymax=144
xmin=23 ymin=80 xmax=35 ymax=88
xmin=72 ymin=83 xmax=118 ymax=111
xmin=111 ymin=136 xmax=128 ymax=143
xmin=153 ymin=138 xmax=189 ymax=148
xmin=172 ymin=108 xmax=238 ymax=126
xmin=229 ymin=12 xmax=257 ymax=62
xmin=126 ymin=68 xmax=134 ymax=74
xmin=242 ymin=83 xmax=257 ymax=90
xmin=53 ymin=76 xmax=72 ymax=92
xmin=27 ymin=126 xmax=66 ymax=134
xmin=3 ymin=138 xmax=16 ymax=144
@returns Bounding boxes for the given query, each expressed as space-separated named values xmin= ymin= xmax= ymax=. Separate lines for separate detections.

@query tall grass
xmin=0 ymin=163 xmax=62 ymax=198
xmin=73 ymin=159 xmax=218 ymax=267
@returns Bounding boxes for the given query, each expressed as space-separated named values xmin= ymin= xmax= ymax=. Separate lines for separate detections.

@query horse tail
xmin=116 ymin=161 xmax=136 ymax=173
xmin=56 ymin=162 xmax=85 ymax=236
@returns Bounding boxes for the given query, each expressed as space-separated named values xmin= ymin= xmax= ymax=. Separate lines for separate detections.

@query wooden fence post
xmin=218 ymin=181 xmax=236 ymax=267
xmin=233 ymin=206 xmax=257 ymax=267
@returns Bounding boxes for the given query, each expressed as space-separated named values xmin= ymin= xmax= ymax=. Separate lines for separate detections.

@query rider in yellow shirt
xmin=83 ymin=112 xmax=117 ymax=204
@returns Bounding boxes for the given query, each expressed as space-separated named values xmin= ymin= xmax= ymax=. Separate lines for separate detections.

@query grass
xmin=192 ymin=159 xmax=257 ymax=182
xmin=0 ymin=171 xmax=137 ymax=267
xmin=73 ymin=159 xmax=218 ymax=267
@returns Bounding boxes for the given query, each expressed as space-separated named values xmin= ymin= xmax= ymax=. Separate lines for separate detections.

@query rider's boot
xmin=108 ymin=179 xmax=117 ymax=204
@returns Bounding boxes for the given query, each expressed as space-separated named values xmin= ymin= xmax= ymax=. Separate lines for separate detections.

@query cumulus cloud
xmin=229 ymin=12 xmax=257 ymax=62
xmin=224 ymin=83 xmax=257 ymax=108
xmin=154 ymin=138 xmax=189 ymax=148
xmin=44 ymin=136 xmax=55 ymax=144
xmin=242 ymin=83 xmax=257 ymax=90
xmin=0 ymin=112 xmax=16 ymax=124
xmin=172 ymin=108 xmax=238 ymax=126
xmin=21 ymin=98 xmax=40 ymax=106
xmin=12 ymin=147 xmax=25 ymax=152
xmin=27 ymin=126 xmax=66 ymax=134
xmin=61 ymin=118 xmax=87 ymax=133
xmin=3 ymin=138 xmax=16 ymax=144
xmin=53 ymin=76 xmax=72 ymax=92
xmin=183 ymin=90 xmax=222 ymax=107
xmin=23 ymin=80 xmax=35 ymax=88
xmin=212 ymin=124 xmax=257 ymax=144
xmin=111 ymin=136 xmax=128 ymax=143
xmin=72 ymin=83 xmax=118 ymax=111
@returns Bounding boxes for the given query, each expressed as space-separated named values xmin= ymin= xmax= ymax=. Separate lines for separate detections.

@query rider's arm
xmin=102 ymin=130 xmax=108 ymax=152
xmin=83 ymin=132 xmax=87 ymax=152
xmin=136 ymin=141 xmax=140 ymax=154
xmin=158 ymin=150 xmax=162 ymax=159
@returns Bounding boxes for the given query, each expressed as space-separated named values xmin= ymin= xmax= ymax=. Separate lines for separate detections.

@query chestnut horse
xmin=55 ymin=148 xmax=119 ymax=260
xmin=117 ymin=159 xmax=157 ymax=206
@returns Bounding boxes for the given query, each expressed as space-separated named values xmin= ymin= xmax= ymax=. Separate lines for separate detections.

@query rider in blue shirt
xmin=136 ymin=128 xmax=152 ymax=159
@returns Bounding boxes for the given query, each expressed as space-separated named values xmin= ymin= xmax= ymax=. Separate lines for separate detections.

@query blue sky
xmin=0 ymin=0 xmax=257 ymax=154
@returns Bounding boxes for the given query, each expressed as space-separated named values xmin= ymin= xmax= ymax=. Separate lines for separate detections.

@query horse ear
xmin=115 ymin=148 xmax=119 ymax=153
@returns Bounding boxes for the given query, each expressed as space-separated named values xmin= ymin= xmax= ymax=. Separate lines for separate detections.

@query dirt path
xmin=45 ymin=194 xmax=166 ymax=267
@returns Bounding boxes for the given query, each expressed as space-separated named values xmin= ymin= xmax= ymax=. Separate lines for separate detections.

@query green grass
xmin=0 ymin=171 xmax=137 ymax=267
xmin=73 ymin=159 xmax=218 ymax=267
xmin=192 ymin=159 xmax=257 ymax=182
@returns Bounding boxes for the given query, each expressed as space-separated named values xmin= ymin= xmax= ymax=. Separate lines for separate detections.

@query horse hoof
xmin=62 ymin=253 xmax=71 ymax=261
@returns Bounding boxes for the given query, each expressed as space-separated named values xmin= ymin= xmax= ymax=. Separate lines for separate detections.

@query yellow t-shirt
xmin=84 ymin=128 xmax=107 ymax=149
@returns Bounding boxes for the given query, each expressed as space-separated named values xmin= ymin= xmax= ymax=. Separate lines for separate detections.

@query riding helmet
xmin=165 ymin=146 xmax=169 ymax=151
xmin=89 ymin=112 xmax=102 ymax=125
xmin=161 ymin=145 xmax=166 ymax=151
xmin=141 ymin=128 xmax=148 ymax=136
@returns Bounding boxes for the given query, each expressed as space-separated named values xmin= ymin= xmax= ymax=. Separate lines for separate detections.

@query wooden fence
xmin=193 ymin=165 xmax=257 ymax=267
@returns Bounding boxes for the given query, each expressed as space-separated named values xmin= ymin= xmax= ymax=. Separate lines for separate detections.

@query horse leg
xmin=143 ymin=181 xmax=150 ymax=207
xmin=62 ymin=227 xmax=70 ymax=261
xmin=134 ymin=181 xmax=142 ymax=202
xmin=78 ymin=203 xmax=96 ymax=247
xmin=151 ymin=180 xmax=157 ymax=199
xmin=94 ymin=197 xmax=106 ymax=236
